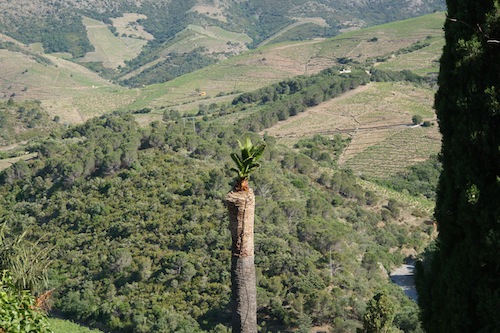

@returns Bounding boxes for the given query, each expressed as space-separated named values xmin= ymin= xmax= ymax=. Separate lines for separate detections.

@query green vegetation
xmin=48 ymin=318 xmax=103 ymax=333
xmin=411 ymin=115 xmax=423 ymax=125
xmin=0 ymin=5 xmax=453 ymax=333
xmin=0 ymin=100 xmax=60 ymax=146
xmin=230 ymin=138 xmax=265 ymax=188
xmin=295 ymin=134 xmax=350 ymax=165
xmin=370 ymin=69 xmax=428 ymax=85
xmin=374 ymin=155 xmax=441 ymax=200
xmin=123 ymin=49 xmax=217 ymax=87
xmin=0 ymin=223 xmax=53 ymax=333
xmin=0 ymin=113 xmax=431 ymax=332
xmin=0 ymin=271 xmax=52 ymax=333
xmin=361 ymin=292 xmax=396 ymax=333
xmin=232 ymin=67 xmax=370 ymax=132
xmin=416 ymin=1 xmax=500 ymax=332
xmin=4 ymin=11 xmax=93 ymax=58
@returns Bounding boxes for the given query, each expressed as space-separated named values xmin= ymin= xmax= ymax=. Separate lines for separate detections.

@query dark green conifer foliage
xmin=417 ymin=1 xmax=500 ymax=332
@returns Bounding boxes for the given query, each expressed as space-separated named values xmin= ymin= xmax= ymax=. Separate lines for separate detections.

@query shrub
xmin=0 ymin=270 xmax=53 ymax=333
xmin=411 ymin=115 xmax=423 ymax=125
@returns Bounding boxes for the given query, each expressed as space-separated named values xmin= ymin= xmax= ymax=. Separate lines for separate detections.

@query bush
xmin=411 ymin=115 xmax=423 ymax=125
xmin=0 ymin=271 xmax=53 ymax=333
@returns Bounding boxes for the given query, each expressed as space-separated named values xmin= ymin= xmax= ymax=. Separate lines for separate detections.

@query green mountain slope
xmin=0 ymin=114 xmax=432 ymax=332
xmin=1 ymin=12 xmax=445 ymax=122
xmin=0 ymin=34 xmax=137 ymax=122
xmin=0 ymin=7 xmax=446 ymax=333
xmin=0 ymin=0 xmax=445 ymax=85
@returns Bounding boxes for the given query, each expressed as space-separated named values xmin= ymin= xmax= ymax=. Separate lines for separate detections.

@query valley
xmin=0 ymin=5 xmax=447 ymax=333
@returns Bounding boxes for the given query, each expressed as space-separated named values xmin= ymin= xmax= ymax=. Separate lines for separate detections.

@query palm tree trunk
xmin=226 ymin=188 xmax=257 ymax=333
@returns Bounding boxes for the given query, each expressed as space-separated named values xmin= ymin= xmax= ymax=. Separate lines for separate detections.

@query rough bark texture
xmin=226 ymin=189 xmax=257 ymax=333
xmin=231 ymin=256 xmax=257 ymax=333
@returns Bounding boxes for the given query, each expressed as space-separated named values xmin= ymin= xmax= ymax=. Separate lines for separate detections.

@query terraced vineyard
xmin=343 ymin=125 xmax=441 ymax=178
xmin=358 ymin=179 xmax=435 ymax=215
xmin=264 ymin=81 xmax=439 ymax=178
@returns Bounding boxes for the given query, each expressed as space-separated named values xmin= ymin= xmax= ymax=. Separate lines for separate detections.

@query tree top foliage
xmin=230 ymin=138 xmax=265 ymax=182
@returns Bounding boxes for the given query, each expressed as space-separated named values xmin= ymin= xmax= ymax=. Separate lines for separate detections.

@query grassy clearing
xmin=29 ymin=42 xmax=45 ymax=53
xmin=110 ymin=13 xmax=154 ymax=41
xmin=0 ymin=153 xmax=37 ymax=172
xmin=48 ymin=318 xmax=103 ymax=333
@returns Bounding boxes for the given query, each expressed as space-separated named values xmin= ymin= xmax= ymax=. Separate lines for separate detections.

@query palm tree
xmin=226 ymin=138 xmax=265 ymax=333
xmin=230 ymin=138 xmax=266 ymax=192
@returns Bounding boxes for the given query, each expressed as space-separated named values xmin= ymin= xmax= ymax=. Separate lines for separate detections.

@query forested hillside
xmin=0 ymin=6 xmax=446 ymax=331
xmin=0 ymin=0 xmax=445 ymax=86
xmin=0 ymin=106 xmax=432 ymax=332
xmin=0 ymin=99 xmax=60 ymax=146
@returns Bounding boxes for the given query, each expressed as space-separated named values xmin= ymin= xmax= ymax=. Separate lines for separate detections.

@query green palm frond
xmin=230 ymin=138 xmax=265 ymax=179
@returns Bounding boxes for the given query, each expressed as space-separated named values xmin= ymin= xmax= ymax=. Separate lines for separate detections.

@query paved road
xmin=390 ymin=262 xmax=418 ymax=301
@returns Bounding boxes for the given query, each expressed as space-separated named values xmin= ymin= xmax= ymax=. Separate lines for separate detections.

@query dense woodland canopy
xmin=416 ymin=0 xmax=500 ymax=332
xmin=0 ymin=100 xmax=433 ymax=332
xmin=0 ymin=62 xmax=444 ymax=332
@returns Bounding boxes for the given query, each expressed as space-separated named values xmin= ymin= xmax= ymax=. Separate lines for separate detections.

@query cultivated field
xmin=142 ymin=12 xmax=445 ymax=111
xmin=1 ymin=12 xmax=445 ymax=123
xmin=0 ymin=38 xmax=138 ymax=122
xmin=317 ymin=12 xmax=444 ymax=63
xmin=82 ymin=16 xmax=148 ymax=68
xmin=263 ymin=81 xmax=441 ymax=178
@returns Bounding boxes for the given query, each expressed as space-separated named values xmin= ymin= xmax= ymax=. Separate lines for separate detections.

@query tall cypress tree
xmin=417 ymin=1 xmax=500 ymax=332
